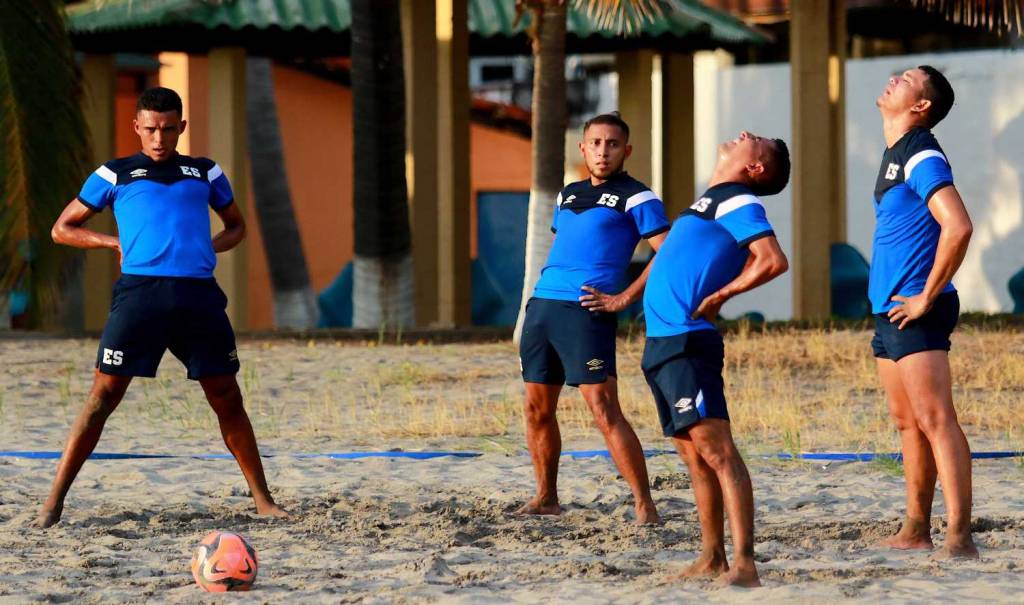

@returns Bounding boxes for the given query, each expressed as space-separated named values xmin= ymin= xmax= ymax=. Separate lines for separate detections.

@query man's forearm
xmin=212 ymin=225 xmax=245 ymax=253
xmin=52 ymin=225 xmax=119 ymax=251
xmin=921 ymin=225 xmax=971 ymax=303
xmin=714 ymin=257 xmax=785 ymax=304
xmin=619 ymin=260 xmax=655 ymax=305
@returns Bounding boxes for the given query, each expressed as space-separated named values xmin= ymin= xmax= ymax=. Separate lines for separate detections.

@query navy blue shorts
xmin=519 ymin=297 xmax=617 ymax=386
xmin=872 ymin=291 xmax=959 ymax=361
xmin=96 ymin=275 xmax=240 ymax=380
xmin=641 ymin=330 xmax=729 ymax=437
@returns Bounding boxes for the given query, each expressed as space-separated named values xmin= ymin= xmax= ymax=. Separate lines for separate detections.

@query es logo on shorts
xmin=102 ymin=348 xmax=124 ymax=366
xmin=586 ymin=358 xmax=604 ymax=371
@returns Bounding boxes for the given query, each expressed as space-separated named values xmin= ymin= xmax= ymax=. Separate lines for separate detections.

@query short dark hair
xmin=752 ymin=138 xmax=790 ymax=196
xmin=917 ymin=65 xmax=954 ymax=128
xmin=136 ymin=86 xmax=183 ymax=116
xmin=583 ymin=111 xmax=630 ymax=140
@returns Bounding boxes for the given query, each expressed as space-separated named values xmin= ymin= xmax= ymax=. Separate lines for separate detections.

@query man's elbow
xmin=770 ymin=253 xmax=789 ymax=278
xmin=51 ymin=223 xmax=66 ymax=245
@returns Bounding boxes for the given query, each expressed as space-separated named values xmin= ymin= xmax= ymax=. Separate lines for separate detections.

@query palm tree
xmin=512 ymin=0 xmax=667 ymax=343
xmin=913 ymin=0 xmax=1022 ymax=36
xmin=245 ymin=56 xmax=319 ymax=329
xmin=350 ymin=0 xmax=414 ymax=329
xmin=0 ymin=0 xmax=89 ymax=326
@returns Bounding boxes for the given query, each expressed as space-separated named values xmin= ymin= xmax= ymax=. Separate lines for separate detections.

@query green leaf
xmin=0 ymin=0 xmax=90 ymax=323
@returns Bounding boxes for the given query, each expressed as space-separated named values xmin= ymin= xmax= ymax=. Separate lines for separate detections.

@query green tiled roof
xmin=67 ymin=0 xmax=766 ymax=45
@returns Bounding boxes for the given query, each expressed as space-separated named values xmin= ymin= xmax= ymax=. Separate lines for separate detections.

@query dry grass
xmin=6 ymin=330 xmax=1024 ymax=455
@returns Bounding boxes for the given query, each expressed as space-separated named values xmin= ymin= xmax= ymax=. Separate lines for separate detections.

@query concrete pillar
xmin=790 ymin=0 xmax=846 ymax=320
xmin=656 ymin=52 xmax=695 ymax=217
xmin=401 ymin=0 xmax=440 ymax=327
xmin=207 ymin=48 xmax=249 ymax=330
xmin=80 ymin=54 xmax=119 ymax=332
xmin=615 ymin=49 xmax=655 ymax=187
xmin=436 ymin=0 xmax=471 ymax=326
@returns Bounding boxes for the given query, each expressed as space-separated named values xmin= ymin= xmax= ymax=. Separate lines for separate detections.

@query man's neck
xmin=707 ymin=166 xmax=745 ymax=190
xmin=588 ymin=170 xmax=622 ymax=187
xmin=882 ymin=112 xmax=925 ymax=148
xmin=141 ymin=150 xmax=177 ymax=163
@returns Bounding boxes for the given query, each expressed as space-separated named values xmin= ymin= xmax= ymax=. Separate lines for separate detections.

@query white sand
xmin=0 ymin=337 xmax=1022 ymax=603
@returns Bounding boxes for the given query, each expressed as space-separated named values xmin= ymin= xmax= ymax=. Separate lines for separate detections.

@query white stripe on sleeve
xmin=904 ymin=150 xmax=947 ymax=180
xmin=96 ymin=165 xmax=117 ymax=185
xmin=624 ymin=190 xmax=659 ymax=212
xmin=208 ymin=163 xmax=224 ymax=182
xmin=714 ymin=194 xmax=763 ymax=219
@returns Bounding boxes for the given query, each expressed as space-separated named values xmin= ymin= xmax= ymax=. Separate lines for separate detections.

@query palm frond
xmin=0 ymin=0 xmax=90 ymax=322
xmin=573 ymin=0 xmax=670 ymax=35
xmin=912 ymin=0 xmax=1023 ymax=37
xmin=514 ymin=0 xmax=672 ymax=35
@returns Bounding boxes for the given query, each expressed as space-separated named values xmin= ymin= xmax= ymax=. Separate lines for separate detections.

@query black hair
xmin=917 ymin=65 xmax=954 ymax=128
xmin=136 ymin=86 xmax=183 ymax=116
xmin=752 ymin=138 xmax=790 ymax=196
xmin=583 ymin=111 xmax=630 ymax=140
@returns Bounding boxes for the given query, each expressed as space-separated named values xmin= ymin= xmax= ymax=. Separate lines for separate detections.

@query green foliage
xmin=0 ymin=0 xmax=90 ymax=323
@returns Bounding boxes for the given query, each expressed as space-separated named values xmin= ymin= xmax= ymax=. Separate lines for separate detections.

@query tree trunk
xmin=350 ymin=0 xmax=414 ymax=329
xmin=514 ymin=3 xmax=568 ymax=343
xmin=245 ymin=56 xmax=319 ymax=329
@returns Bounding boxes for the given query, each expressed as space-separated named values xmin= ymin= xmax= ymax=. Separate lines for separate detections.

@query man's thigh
xmin=895 ymin=349 xmax=956 ymax=416
xmin=519 ymin=299 xmax=566 ymax=386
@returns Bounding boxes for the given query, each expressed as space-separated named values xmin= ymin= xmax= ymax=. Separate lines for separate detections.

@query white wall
xmin=694 ymin=48 xmax=1024 ymax=319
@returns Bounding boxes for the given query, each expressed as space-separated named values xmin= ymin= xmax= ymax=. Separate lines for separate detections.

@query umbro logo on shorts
xmin=229 ymin=349 xmax=238 ymax=361
xmin=675 ymin=397 xmax=694 ymax=413
xmin=586 ymin=358 xmax=604 ymax=371
xmin=129 ymin=168 xmax=148 ymax=178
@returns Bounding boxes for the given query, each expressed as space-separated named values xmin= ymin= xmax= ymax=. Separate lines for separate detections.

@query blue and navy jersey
xmin=869 ymin=127 xmax=956 ymax=313
xmin=644 ymin=183 xmax=775 ymax=337
xmin=78 ymin=153 xmax=235 ymax=279
xmin=532 ymin=172 xmax=669 ymax=301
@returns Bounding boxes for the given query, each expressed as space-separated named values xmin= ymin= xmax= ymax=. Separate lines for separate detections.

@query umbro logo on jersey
xmin=586 ymin=358 xmax=604 ymax=371
xmin=674 ymin=397 xmax=694 ymax=413
xmin=562 ymin=194 xmax=576 ymax=205
xmin=129 ymin=168 xmax=148 ymax=178
xmin=884 ymin=163 xmax=900 ymax=180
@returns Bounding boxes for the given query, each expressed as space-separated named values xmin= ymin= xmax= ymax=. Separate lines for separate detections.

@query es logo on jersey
xmin=884 ymin=163 xmax=900 ymax=180
xmin=102 ymin=348 xmax=124 ymax=366
xmin=180 ymin=166 xmax=201 ymax=178
xmin=691 ymin=197 xmax=712 ymax=212
xmin=597 ymin=193 xmax=619 ymax=207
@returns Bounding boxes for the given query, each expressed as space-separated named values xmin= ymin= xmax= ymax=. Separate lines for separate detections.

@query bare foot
xmin=713 ymin=562 xmax=761 ymax=588
xmin=668 ymin=553 xmax=728 ymax=581
xmin=32 ymin=505 xmax=63 ymax=529
xmin=255 ymin=501 xmax=289 ymax=519
xmin=874 ymin=529 xmax=933 ymax=551
xmin=932 ymin=538 xmax=979 ymax=560
xmin=635 ymin=503 xmax=661 ymax=525
xmin=874 ymin=519 xmax=933 ymax=550
xmin=515 ymin=497 xmax=561 ymax=516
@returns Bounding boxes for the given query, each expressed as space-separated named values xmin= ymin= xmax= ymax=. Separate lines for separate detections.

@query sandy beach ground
xmin=1 ymin=333 xmax=1022 ymax=603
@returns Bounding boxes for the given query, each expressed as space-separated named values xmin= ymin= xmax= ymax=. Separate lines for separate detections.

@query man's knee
xmin=83 ymin=376 xmax=129 ymax=422
xmin=201 ymin=376 xmax=244 ymax=416
xmin=914 ymin=403 xmax=959 ymax=437
xmin=583 ymin=389 xmax=623 ymax=434
xmin=523 ymin=396 xmax=556 ymax=426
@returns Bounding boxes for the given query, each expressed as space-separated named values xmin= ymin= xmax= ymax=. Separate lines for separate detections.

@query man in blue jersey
xmin=643 ymin=131 xmax=790 ymax=587
xmin=870 ymin=66 xmax=976 ymax=559
xmin=518 ymin=113 xmax=669 ymax=524
xmin=34 ymin=87 xmax=285 ymax=527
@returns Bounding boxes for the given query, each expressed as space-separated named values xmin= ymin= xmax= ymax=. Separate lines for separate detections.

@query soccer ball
xmin=190 ymin=531 xmax=258 ymax=592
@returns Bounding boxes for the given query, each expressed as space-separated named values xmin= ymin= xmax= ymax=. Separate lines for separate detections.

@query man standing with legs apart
xmin=518 ymin=113 xmax=669 ymax=524
xmin=643 ymin=131 xmax=790 ymax=587
xmin=871 ymin=66 xmax=976 ymax=558
xmin=35 ymin=87 xmax=286 ymax=527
